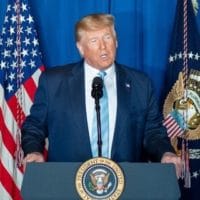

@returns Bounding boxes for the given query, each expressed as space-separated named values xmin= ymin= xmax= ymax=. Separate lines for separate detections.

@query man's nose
xmin=99 ymin=40 xmax=106 ymax=49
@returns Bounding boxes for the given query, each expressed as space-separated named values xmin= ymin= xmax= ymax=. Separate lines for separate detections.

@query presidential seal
xmin=163 ymin=69 xmax=200 ymax=154
xmin=75 ymin=157 xmax=124 ymax=200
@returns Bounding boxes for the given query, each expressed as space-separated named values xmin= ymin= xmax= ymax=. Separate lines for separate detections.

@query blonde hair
xmin=75 ymin=13 xmax=116 ymax=41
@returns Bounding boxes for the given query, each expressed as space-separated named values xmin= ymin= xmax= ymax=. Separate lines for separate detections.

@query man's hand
xmin=23 ymin=152 xmax=44 ymax=170
xmin=161 ymin=152 xmax=182 ymax=179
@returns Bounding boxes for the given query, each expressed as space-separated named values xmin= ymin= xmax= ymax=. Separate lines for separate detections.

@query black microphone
xmin=91 ymin=76 xmax=103 ymax=100
xmin=91 ymin=76 xmax=103 ymax=157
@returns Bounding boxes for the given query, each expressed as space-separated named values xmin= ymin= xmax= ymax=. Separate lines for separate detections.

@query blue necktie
xmin=91 ymin=71 xmax=109 ymax=157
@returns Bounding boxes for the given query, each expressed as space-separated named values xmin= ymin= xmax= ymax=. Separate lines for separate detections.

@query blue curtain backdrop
xmin=0 ymin=0 xmax=200 ymax=99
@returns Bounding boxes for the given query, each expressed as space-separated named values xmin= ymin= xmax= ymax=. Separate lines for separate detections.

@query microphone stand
xmin=94 ymin=97 xmax=102 ymax=157
xmin=92 ymin=76 xmax=103 ymax=157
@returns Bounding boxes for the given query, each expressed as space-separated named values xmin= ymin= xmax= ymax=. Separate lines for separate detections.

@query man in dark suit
xmin=22 ymin=13 xmax=181 ymax=176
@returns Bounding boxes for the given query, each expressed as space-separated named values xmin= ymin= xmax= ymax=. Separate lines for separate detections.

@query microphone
xmin=91 ymin=76 xmax=103 ymax=157
xmin=91 ymin=76 xmax=103 ymax=100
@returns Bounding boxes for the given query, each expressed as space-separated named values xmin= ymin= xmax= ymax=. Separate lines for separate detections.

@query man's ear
xmin=76 ymin=42 xmax=84 ymax=56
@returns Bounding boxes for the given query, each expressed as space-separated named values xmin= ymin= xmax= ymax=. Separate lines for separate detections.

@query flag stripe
xmin=0 ymin=161 xmax=22 ymax=200
xmin=0 ymin=109 xmax=16 ymax=156
xmin=23 ymin=66 xmax=43 ymax=101
xmin=0 ymin=182 xmax=12 ymax=200
xmin=0 ymin=86 xmax=19 ymax=155
xmin=18 ymin=67 xmax=43 ymax=115
xmin=163 ymin=114 xmax=184 ymax=138
xmin=0 ymin=111 xmax=23 ymax=188
xmin=7 ymin=96 xmax=26 ymax=128
xmin=0 ymin=143 xmax=23 ymax=189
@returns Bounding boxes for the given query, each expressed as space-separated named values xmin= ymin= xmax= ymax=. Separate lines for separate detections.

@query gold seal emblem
xmin=163 ymin=69 xmax=200 ymax=154
xmin=75 ymin=157 xmax=124 ymax=200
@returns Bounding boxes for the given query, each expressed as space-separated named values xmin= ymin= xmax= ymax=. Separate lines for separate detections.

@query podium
xmin=21 ymin=162 xmax=180 ymax=200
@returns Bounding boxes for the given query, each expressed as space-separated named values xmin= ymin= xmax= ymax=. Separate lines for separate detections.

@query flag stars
xmin=0 ymin=61 xmax=6 ymax=69
xmin=17 ymin=72 xmax=24 ymax=80
xmin=20 ymin=60 xmax=26 ymax=68
xmin=6 ymin=83 xmax=14 ymax=93
xmin=31 ymin=49 xmax=37 ymax=57
xmin=194 ymin=53 xmax=200 ymax=60
xmin=1 ymin=2 xmax=42 ymax=99
xmin=13 ymin=3 xmax=18 ymax=12
xmin=13 ymin=49 xmax=19 ymax=58
xmin=27 ymin=15 xmax=34 ymax=23
xmin=21 ymin=3 xmax=27 ymax=12
xmin=168 ymin=51 xmax=200 ymax=63
xmin=9 ymin=26 xmax=15 ymax=35
xmin=7 ymin=5 xmax=11 ymax=12
xmin=29 ymin=60 xmax=36 ymax=68
xmin=5 ymin=16 xmax=9 ymax=23
xmin=169 ymin=55 xmax=174 ymax=62
xmin=20 ymin=15 xmax=26 ymax=23
xmin=21 ymin=48 xmax=28 ymax=57
xmin=33 ymin=38 xmax=39 ymax=46
xmin=178 ymin=52 xmax=182 ymax=59
xmin=188 ymin=51 xmax=194 ymax=59
xmin=19 ymin=26 xmax=24 ymax=34
xmin=192 ymin=171 xmax=199 ymax=178
xmin=9 ymin=73 xmax=15 ymax=82
xmin=174 ymin=53 xmax=178 ymax=60
xmin=23 ymin=37 xmax=30 ymax=46
xmin=6 ymin=38 xmax=13 ymax=47
xmin=11 ymin=14 xmax=17 ymax=23
xmin=25 ymin=27 xmax=32 ymax=35
xmin=2 ymin=27 xmax=6 ymax=34
xmin=2 ymin=49 xmax=11 ymax=58
xmin=11 ymin=61 xmax=17 ymax=69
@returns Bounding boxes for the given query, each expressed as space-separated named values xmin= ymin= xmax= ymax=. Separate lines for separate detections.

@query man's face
xmin=77 ymin=26 xmax=117 ymax=70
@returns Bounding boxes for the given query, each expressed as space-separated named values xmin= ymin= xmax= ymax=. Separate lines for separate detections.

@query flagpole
xmin=182 ymin=0 xmax=191 ymax=188
xmin=16 ymin=0 xmax=24 ymax=167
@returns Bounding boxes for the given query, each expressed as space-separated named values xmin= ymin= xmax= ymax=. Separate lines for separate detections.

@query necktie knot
xmin=98 ymin=71 xmax=106 ymax=79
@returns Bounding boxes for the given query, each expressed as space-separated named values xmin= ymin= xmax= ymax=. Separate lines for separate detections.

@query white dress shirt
xmin=84 ymin=62 xmax=117 ymax=158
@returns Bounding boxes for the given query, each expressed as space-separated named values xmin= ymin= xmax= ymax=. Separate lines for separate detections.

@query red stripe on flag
xmin=0 ymin=160 xmax=22 ymax=200
xmin=39 ymin=65 xmax=45 ymax=72
xmin=163 ymin=114 xmax=184 ymax=138
xmin=0 ymin=109 xmax=24 ymax=174
xmin=7 ymin=96 xmax=26 ymax=128
xmin=0 ymin=109 xmax=16 ymax=156
xmin=40 ymin=65 xmax=45 ymax=72
xmin=23 ymin=66 xmax=44 ymax=101
xmin=23 ymin=77 xmax=38 ymax=102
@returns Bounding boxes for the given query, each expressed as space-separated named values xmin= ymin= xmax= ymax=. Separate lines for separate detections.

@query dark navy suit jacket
xmin=22 ymin=61 xmax=174 ymax=162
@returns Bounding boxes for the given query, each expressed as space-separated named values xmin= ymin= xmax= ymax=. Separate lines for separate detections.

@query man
xmin=22 ymin=14 xmax=181 ymax=177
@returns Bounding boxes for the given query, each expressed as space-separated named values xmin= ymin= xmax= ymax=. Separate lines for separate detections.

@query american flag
xmin=0 ymin=0 xmax=44 ymax=199
xmin=163 ymin=113 xmax=184 ymax=139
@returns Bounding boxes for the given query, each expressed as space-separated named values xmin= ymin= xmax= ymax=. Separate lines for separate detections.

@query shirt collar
xmin=84 ymin=61 xmax=115 ymax=81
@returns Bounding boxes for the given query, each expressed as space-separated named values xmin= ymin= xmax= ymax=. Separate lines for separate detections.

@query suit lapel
xmin=67 ymin=62 xmax=92 ymax=157
xmin=111 ymin=65 xmax=132 ymax=158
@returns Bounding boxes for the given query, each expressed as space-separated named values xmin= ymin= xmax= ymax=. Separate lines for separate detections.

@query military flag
xmin=162 ymin=0 xmax=200 ymax=199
